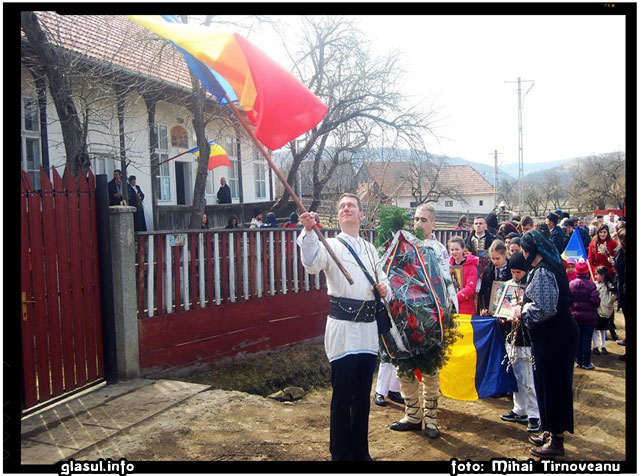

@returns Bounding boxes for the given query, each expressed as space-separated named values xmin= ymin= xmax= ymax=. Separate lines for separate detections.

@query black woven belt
xmin=329 ymin=297 xmax=377 ymax=323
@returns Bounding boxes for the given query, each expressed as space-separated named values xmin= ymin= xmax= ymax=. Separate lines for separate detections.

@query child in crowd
xmin=499 ymin=252 xmax=540 ymax=432
xmin=588 ymin=224 xmax=617 ymax=278
xmin=448 ymin=236 xmax=479 ymax=315
xmin=566 ymin=259 xmax=577 ymax=282
xmin=373 ymin=362 xmax=403 ymax=406
xmin=592 ymin=266 xmax=617 ymax=355
xmin=569 ymin=259 xmax=601 ymax=370
xmin=508 ymin=236 xmax=522 ymax=257
xmin=478 ymin=240 xmax=510 ymax=315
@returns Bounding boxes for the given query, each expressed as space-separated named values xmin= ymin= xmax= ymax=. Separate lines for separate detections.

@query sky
xmin=241 ymin=13 xmax=627 ymax=168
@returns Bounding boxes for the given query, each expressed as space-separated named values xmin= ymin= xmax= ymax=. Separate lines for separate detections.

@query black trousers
xmin=329 ymin=353 xmax=377 ymax=461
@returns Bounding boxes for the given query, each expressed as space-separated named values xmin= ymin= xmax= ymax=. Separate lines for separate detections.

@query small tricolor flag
xmin=561 ymin=229 xmax=588 ymax=262
xmin=440 ymin=314 xmax=517 ymax=401
xmin=187 ymin=140 xmax=232 ymax=171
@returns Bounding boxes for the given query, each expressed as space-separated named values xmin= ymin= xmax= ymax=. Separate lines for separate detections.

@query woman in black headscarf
xmin=513 ymin=229 xmax=578 ymax=457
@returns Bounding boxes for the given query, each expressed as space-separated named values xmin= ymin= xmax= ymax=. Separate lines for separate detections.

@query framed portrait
xmin=494 ymin=283 xmax=525 ymax=319
xmin=450 ymin=265 xmax=463 ymax=293
xmin=476 ymin=250 xmax=491 ymax=279
xmin=489 ymin=280 xmax=507 ymax=315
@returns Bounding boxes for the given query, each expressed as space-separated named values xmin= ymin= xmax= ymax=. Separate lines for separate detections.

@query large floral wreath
xmin=378 ymin=230 xmax=459 ymax=380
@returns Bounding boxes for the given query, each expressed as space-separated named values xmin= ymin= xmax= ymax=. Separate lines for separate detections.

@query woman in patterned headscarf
xmin=513 ymin=229 xmax=578 ymax=457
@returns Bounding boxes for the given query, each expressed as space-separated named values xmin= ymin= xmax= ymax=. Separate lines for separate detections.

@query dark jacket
xmin=549 ymin=225 xmax=566 ymax=254
xmin=569 ymin=276 xmax=600 ymax=326
xmin=614 ymin=247 xmax=625 ymax=312
xmin=464 ymin=230 xmax=499 ymax=255
xmin=217 ymin=184 xmax=232 ymax=204
xmin=478 ymin=260 xmax=511 ymax=312
xmin=108 ymin=178 xmax=124 ymax=206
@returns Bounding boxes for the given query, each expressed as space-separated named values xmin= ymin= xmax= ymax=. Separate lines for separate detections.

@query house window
xmin=445 ymin=200 xmax=453 ymax=207
xmin=159 ymin=159 xmax=171 ymax=201
xmin=170 ymin=125 xmax=189 ymax=148
xmin=155 ymin=124 xmax=171 ymax=201
xmin=254 ymin=161 xmax=266 ymax=199
xmin=224 ymin=136 xmax=239 ymax=200
xmin=21 ymin=97 xmax=42 ymax=189
xmin=206 ymin=170 xmax=215 ymax=195
xmin=479 ymin=200 xmax=484 ymax=206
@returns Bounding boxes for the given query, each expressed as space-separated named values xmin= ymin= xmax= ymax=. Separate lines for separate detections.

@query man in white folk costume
xmin=297 ymin=193 xmax=390 ymax=461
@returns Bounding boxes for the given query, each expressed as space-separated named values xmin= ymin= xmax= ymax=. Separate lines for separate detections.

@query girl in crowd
xmin=508 ymin=236 xmax=522 ymax=257
xmin=592 ymin=266 xmax=616 ymax=355
xmin=513 ymin=229 xmax=578 ymax=457
xmin=499 ymin=252 xmax=540 ymax=433
xmin=499 ymin=222 xmax=519 ymax=240
xmin=225 ymin=215 xmax=239 ymax=229
xmin=200 ymin=213 xmax=209 ymax=229
xmin=448 ymin=236 xmax=479 ymax=315
xmin=565 ymin=259 xmax=577 ymax=282
xmin=455 ymin=215 xmax=470 ymax=232
xmin=569 ymin=259 xmax=600 ymax=370
xmin=479 ymin=240 xmax=510 ymax=315
xmin=588 ymin=225 xmax=617 ymax=278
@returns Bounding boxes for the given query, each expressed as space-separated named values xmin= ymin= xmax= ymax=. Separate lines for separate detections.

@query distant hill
xmin=447 ymin=156 xmax=583 ymax=183
xmin=273 ymin=148 xmax=584 ymax=185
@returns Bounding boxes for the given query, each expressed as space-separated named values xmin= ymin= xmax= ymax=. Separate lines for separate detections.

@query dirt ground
xmin=77 ymin=312 xmax=627 ymax=462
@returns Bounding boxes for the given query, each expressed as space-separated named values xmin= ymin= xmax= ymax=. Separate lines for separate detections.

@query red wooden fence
xmin=134 ymin=227 xmax=466 ymax=374
xmin=21 ymin=168 xmax=104 ymax=411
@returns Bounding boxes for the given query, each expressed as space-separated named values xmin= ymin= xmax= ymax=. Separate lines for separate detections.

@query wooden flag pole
xmin=223 ymin=93 xmax=354 ymax=285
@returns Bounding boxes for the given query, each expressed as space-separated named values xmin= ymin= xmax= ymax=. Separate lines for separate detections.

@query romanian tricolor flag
xmin=127 ymin=15 xmax=328 ymax=150
xmin=188 ymin=140 xmax=232 ymax=171
xmin=561 ymin=229 xmax=588 ymax=262
xmin=440 ymin=314 xmax=517 ymax=401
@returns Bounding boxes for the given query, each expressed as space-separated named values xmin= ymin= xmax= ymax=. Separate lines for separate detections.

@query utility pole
xmin=505 ymin=76 xmax=534 ymax=215
xmin=490 ymin=149 xmax=501 ymax=211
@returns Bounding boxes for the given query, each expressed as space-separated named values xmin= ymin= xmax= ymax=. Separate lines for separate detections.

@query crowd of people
xmin=294 ymin=195 xmax=626 ymax=461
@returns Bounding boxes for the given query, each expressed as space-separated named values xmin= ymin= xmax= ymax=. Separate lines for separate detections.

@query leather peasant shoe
xmin=530 ymin=434 xmax=565 ymax=457
xmin=528 ymin=431 xmax=550 ymax=447
xmin=424 ymin=423 xmax=441 ymax=439
xmin=387 ymin=391 xmax=405 ymax=404
xmin=390 ymin=419 xmax=422 ymax=431
xmin=374 ymin=393 xmax=387 ymax=406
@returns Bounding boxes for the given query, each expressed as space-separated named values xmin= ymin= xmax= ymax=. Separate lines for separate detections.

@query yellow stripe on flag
xmin=439 ymin=314 xmax=479 ymax=401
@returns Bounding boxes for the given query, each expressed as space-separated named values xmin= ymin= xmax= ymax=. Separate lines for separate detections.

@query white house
xmin=356 ymin=161 xmax=497 ymax=215
xmin=20 ymin=12 xmax=276 ymax=230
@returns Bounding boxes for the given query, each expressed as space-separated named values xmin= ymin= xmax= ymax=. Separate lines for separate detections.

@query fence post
xmin=95 ymin=175 xmax=118 ymax=384
xmin=109 ymin=206 xmax=140 ymax=379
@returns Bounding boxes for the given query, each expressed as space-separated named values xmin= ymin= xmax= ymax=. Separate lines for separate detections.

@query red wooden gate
xmin=21 ymin=168 xmax=104 ymax=411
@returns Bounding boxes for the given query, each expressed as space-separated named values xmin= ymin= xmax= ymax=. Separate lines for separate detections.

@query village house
xmin=20 ymin=12 xmax=276 ymax=230
xmin=355 ymin=161 xmax=497 ymax=219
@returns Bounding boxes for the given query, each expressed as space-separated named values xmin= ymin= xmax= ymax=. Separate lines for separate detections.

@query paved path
xmin=21 ymin=379 xmax=210 ymax=465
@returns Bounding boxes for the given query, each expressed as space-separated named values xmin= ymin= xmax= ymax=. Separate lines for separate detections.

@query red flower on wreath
xmin=403 ymin=264 xmax=417 ymax=277
xmin=391 ymin=300 xmax=405 ymax=315
xmin=406 ymin=314 xmax=418 ymax=329
xmin=408 ymin=284 xmax=424 ymax=299
xmin=411 ymin=331 xmax=425 ymax=343
xmin=390 ymin=275 xmax=404 ymax=289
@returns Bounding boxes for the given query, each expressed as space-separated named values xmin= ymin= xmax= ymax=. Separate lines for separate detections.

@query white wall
xmin=391 ymin=193 xmax=496 ymax=214
xmin=21 ymin=67 xmax=276 ymax=230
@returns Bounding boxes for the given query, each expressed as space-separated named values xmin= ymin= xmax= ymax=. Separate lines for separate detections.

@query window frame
xmin=21 ymin=97 xmax=42 ymax=189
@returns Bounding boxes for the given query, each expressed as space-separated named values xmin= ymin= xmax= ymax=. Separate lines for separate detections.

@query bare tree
xmin=569 ymin=152 xmax=625 ymax=210
xmin=543 ymin=168 xmax=570 ymax=211
xmin=498 ymin=176 xmax=519 ymax=212
xmin=21 ymin=11 xmax=90 ymax=176
xmin=271 ymin=16 xmax=437 ymax=214
xmin=522 ymin=181 xmax=549 ymax=217
xmin=399 ymin=150 xmax=467 ymax=206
